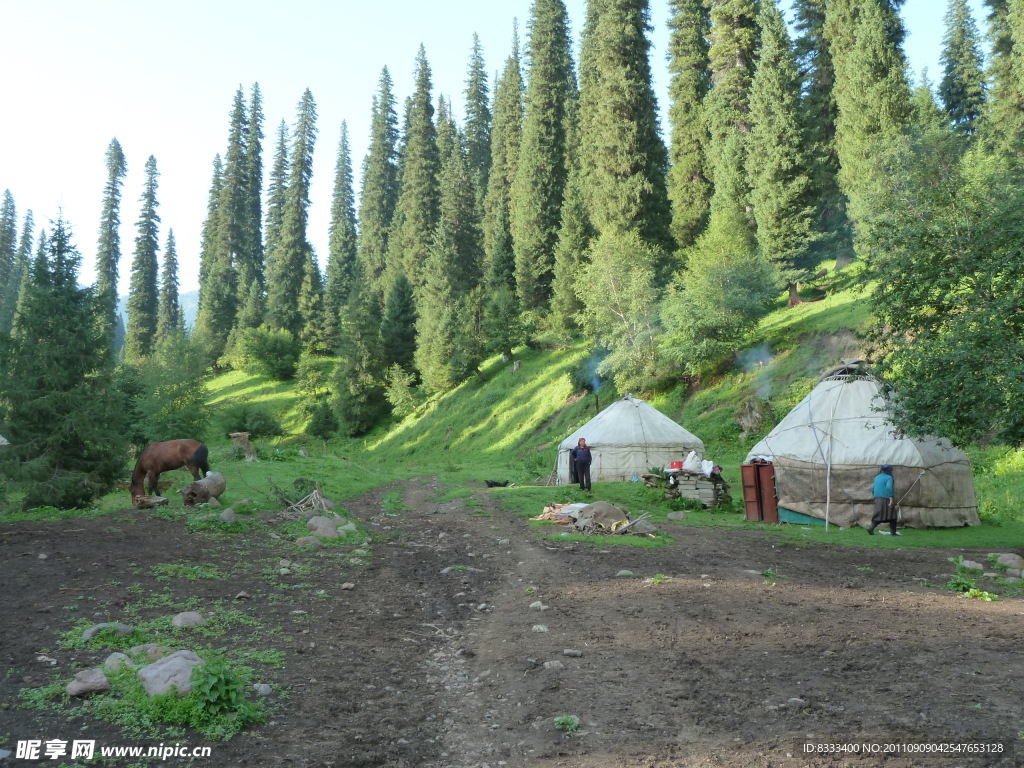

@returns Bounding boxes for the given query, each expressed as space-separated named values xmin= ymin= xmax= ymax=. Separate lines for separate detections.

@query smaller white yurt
xmin=557 ymin=394 xmax=704 ymax=483
xmin=745 ymin=360 xmax=979 ymax=529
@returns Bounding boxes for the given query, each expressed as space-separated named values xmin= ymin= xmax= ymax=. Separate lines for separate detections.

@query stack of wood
xmin=642 ymin=470 xmax=722 ymax=508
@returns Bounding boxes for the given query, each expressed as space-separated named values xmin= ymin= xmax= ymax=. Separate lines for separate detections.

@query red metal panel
xmin=740 ymin=463 xmax=762 ymax=522
xmin=757 ymin=462 xmax=779 ymax=524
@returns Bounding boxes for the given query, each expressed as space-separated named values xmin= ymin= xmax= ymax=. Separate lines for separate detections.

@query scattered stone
xmin=529 ymin=601 xmax=549 ymax=611
xmin=234 ymin=591 xmax=250 ymax=600
xmin=996 ymin=553 xmax=1024 ymax=570
xmin=253 ymin=683 xmax=273 ymax=696
xmin=615 ymin=570 xmax=635 ymax=578
xmin=1007 ymin=569 xmax=1022 ymax=578
xmin=38 ymin=553 xmax=48 ymax=560
xmin=36 ymin=654 xmax=57 ymax=666
xmin=279 ymin=568 xmax=292 ymax=575
xmin=340 ymin=582 xmax=355 ymax=590
xmin=219 ymin=508 xmax=237 ymax=523
xmin=496 ymin=539 xmax=510 ymax=547
xmin=280 ymin=559 xmax=292 ymax=567
xmin=137 ymin=650 xmax=204 ymax=697
xmin=294 ymin=537 xmax=322 ymax=548
xmin=352 ymin=548 xmax=369 ymax=557
xmin=171 ymin=611 xmax=206 ymax=628
xmin=543 ymin=660 xmax=564 ymax=670
xmin=268 ymin=532 xmax=281 ymax=540
xmin=959 ymin=560 xmax=984 ymax=572
xmin=338 ymin=522 xmax=358 ymax=534
xmin=206 ymin=498 xmax=222 ymax=508
xmin=532 ymin=625 xmax=549 ymax=633
xmin=82 ymin=622 xmax=135 ymax=642
xmin=983 ymin=572 xmax=1000 ymax=579
xmin=563 ymin=649 xmax=583 ymax=657
xmin=130 ymin=643 xmax=175 ymax=662
xmin=103 ymin=653 xmax=134 ymax=673
xmin=307 ymin=516 xmax=340 ymax=539
xmin=786 ymin=697 xmax=808 ymax=709
xmin=67 ymin=668 xmax=110 ymax=697
xmin=666 ymin=511 xmax=688 ymax=521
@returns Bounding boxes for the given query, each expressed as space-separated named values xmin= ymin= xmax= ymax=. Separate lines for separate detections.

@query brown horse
xmin=130 ymin=439 xmax=210 ymax=502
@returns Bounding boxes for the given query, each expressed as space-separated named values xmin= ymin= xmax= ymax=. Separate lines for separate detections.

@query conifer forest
xmin=0 ymin=0 xmax=1021 ymax=508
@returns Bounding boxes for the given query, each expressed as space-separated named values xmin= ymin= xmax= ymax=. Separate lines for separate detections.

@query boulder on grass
xmin=67 ymin=668 xmax=110 ymax=697
xmin=179 ymin=472 xmax=226 ymax=506
xmin=137 ymin=650 xmax=203 ymax=697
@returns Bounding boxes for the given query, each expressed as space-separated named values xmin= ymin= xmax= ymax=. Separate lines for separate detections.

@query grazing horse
xmin=130 ymin=439 xmax=210 ymax=502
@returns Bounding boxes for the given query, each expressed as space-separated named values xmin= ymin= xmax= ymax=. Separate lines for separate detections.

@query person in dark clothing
xmin=867 ymin=463 xmax=900 ymax=535
xmin=569 ymin=450 xmax=578 ymax=485
xmin=570 ymin=438 xmax=592 ymax=492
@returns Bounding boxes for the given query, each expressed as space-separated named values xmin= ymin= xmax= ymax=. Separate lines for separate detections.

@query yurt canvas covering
xmin=557 ymin=395 xmax=704 ymax=483
xmin=744 ymin=361 xmax=979 ymax=529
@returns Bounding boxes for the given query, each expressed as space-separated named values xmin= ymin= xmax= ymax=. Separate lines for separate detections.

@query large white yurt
xmin=556 ymin=394 xmax=704 ymax=484
xmin=744 ymin=360 xmax=979 ymax=529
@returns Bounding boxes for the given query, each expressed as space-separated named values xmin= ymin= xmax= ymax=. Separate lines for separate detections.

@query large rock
xmin=996 ymin=553 xmax=1024 ymax=570
xmin=130 ymin=643 xmax=175 ymax=662
xmin=137 ymin=650 xmax=204 ymax=697
xmin=171 ymin=611 xmax=206 ymax=628
xmin=82 ymin=622 xmax=135 ymax=642
xmin=307 ymin=515 xmax=341 ymax=539
xmin=103 ymin=653 xmax=134 ymax=673
xmin=67 ymin=668 xmax=110 ymax=697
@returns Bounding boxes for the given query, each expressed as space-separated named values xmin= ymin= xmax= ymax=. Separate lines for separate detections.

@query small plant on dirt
xmin=945 ymin=574 xmax=977 ymax=593
xmin=525 ymin=585 xmax=537 ymax=594
xmin=647 ymin=573 xmax=670 ymax=585
xmin=761 ymin=568 xmax=783 ymax=579
xmin=962 ymin=588 xmax=999 ymax=601
xmin=192 ymin=658 xmax=242 ymax=716
xmin=554 ymin=713 xmax=580 ymax=734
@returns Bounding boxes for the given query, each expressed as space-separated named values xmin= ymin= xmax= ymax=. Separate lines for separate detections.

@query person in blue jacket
xmin=867 ymin=464 xmax=899 ymax=535
xmin=570 ymin=438 xmax=592 ymax=493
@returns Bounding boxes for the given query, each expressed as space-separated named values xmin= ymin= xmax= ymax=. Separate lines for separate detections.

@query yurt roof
xmin=746 ymin=365 xmax=969 ymax=469
xmin=559 ymin=394 xmax=704 ymax=452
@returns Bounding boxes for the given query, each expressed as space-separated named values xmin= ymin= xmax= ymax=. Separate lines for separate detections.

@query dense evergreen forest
xmin=1 ymin=0 xmax=1022 ymax=508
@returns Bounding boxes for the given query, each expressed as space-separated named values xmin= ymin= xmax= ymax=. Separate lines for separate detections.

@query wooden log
xmin=134 ymin=495 xmax=169 ymax=509
xmin=179 ymin=472 xmax=227 ymax=506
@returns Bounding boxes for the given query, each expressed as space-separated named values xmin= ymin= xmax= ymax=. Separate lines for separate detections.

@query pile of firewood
xmin=642 ymin=471 xmax=723 ymax=508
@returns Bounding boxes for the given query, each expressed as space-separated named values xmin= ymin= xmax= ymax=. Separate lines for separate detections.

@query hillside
xmin=192 ymin=262 xmax=1024 ymax=530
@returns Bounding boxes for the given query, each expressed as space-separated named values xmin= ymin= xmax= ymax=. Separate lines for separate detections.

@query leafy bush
xmin=226 ymin=325 xmax=299 ymax=381
xmin=192 ymin=657 xmax=242 ymax=716
xmin=220 ymin=403 xmax=284 ymax=439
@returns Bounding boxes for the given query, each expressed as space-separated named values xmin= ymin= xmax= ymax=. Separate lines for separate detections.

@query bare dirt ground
xmin=1 ymin=477 xmax=1022 ymax=767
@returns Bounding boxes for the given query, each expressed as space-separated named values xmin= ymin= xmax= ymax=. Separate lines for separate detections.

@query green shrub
xmin=220 ymin=404 xmax=284 ymax=439
xmin=227 ymin=325 xmax=299 ymax=381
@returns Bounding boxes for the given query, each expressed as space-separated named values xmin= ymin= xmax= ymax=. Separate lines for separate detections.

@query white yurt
xmin=744 ymin=360 xmax=979 ymax=529
xmin=556 ymin=394 xmax=704 ymax=484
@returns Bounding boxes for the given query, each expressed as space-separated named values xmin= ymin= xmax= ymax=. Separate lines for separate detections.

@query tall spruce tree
xmin=746 ymin=0 xmax=819 ymax=293
xmin=482 ymin=29 xmax=524 ymax=288
xmin=387 ymin=47 xmax=441 ymax=294
xmin=667 ymin=0 xmax=711 ymax=249
xmin=511 ymin=0 xmax=576 ymax=311
xmin=939 ymin=0 xmax=986 ymax=136
xmin=94 ymin=139 xmax=127 ymax=354
xmin=911 ymin=70 xmax=950 ymax=133
xmin=984 ymin=0 xmax=1024 ymax=150
xmin=326 ymin=121 xmax=359 ymax=330
xmin=332 ymin=280 xmax=387 ymax=436
xmin=0 ymin=218 xmax=128 ymax=509
xmin=703 ymin=0 xmax=759 ymax=228
xmin=124 ymin=155 xmax=161 ymax=361
xmin=196 ymin=155 xmax=223 ymax=306
xmin=266 ymin=89 xmax=317 ymax=338
xmin=379 ymin=270 xmax=417 ymax=371
xmin=264 ymin=120 xmax=290 ymax=273
xmin=0 ymin=191 xmax=15 ymax=292
xmin=156 ymin=229 xmax=181 ymax=339
xmin=241 ymin=82 xmax=265 ymax=299
xmin=464 ymin=34 xmax=493 ymax=213
xmin=579 ymin=0 xmax=672 ymax=252
xmin=826 ymin=0 xmax=912 ymax=247
xmin=1 ymin=211 xmax=33 ymax=335
xmin=357 ymin=69 xmax=400 ymax=297
xmin=793 ymin=0 xmax=851 ymax=262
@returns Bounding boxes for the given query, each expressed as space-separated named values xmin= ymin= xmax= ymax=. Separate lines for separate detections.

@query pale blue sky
xmin=0 ymin=0 xmax=987 ymax=293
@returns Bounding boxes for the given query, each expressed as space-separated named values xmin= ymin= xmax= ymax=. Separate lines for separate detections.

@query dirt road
xmin=1 ymin=479 xmax=1021 ymax=767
